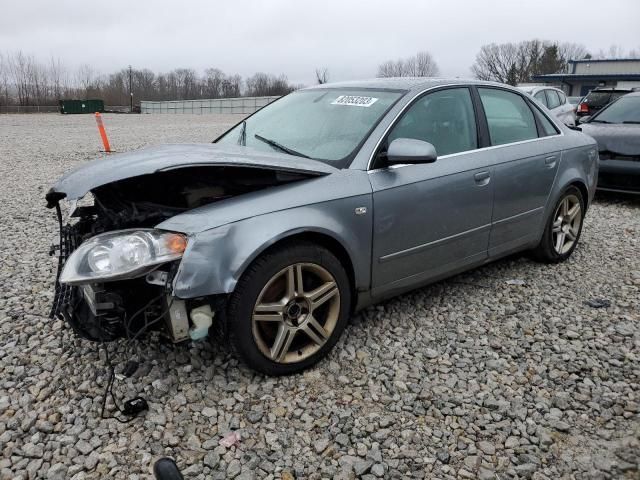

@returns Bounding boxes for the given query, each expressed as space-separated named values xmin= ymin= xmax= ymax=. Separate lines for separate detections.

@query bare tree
xmin=7 ymin=51 xmax=34 ymax=105
xmin=472 ymin=43 xmax=520 ymax=83
xmin=377 ymin=51 xmax=439 ymax=78
xmin=557 ymin=43 xmax=590 ymax=71
xmin=203 ymin=68 xmax=225 ymax=98
xmin=376 ymin=60 xmax=399 ymax=77
xmin=0 ymin=49 xmax=301 ymax=107
xmin=222 ymin=74 xmax=242 ymax=98
xmin=76 ymin=64 xmax=93 ymax=92
xmin=592 ymin=45 xmax=628 ymax=59
xmin=49 ymin=56 xmax=64 ymax=102
xmin=472 ymin=40 xmax=591 ymax=85
xmin=246 ymin=73 xmax=294 ymax=96
xmin=414 ymin=51 xmax=439 ymax=76
xmin=315 ymin=67 xmax=329 ymax=84
xmin=0 ymin=53 xmax=9 ymax=107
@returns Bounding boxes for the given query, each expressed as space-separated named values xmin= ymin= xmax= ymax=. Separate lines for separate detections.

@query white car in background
xmin=518 ymin=86 xmax=576 ymax=126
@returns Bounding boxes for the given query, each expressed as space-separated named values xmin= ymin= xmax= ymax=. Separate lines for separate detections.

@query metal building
xmin=140 ymin=96 xmax=280 ymax=115
xmin=532 ymin=58 xmax=640 ymax=96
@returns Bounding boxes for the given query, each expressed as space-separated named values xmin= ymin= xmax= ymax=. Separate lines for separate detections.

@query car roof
xmin=517 ymin=85 xmax=563 ymax=94
xmin=301 ymin=77 xmax=513 ymax=93
xmin=590 ymin=87 xmax=633 ymax=93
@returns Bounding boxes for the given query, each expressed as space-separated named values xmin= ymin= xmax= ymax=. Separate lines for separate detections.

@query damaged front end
xmin=46 ymin=144 xmax=333 ymax=344
xmin=47 ymin=190 xmax=211 ymax=344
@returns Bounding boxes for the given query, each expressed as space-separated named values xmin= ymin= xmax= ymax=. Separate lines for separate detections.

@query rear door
xmin=534 ymin=90 xmax=548 ymax=108
xmin=546 ymin=89 xmax=574 ymax=125
xmin=476 ymin=87 xmax=562 ymax=258
xmin=555 ymin=90 xmax=576 ymax=125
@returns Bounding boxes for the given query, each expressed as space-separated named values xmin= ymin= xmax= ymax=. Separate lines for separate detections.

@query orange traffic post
xmin=95 ymin=112 xmax=111 ymax=153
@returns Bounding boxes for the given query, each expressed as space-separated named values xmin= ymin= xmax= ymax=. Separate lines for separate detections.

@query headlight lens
xmin=60 ymin=229 xmax=187 ymax=285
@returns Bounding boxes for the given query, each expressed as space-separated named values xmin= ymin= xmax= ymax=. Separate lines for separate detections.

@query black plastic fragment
xmin=583 ymin=298 xmax=611 ymax=309
xmin=122 ymin=397 xmax=148 ymax=416
xmin=153 ymin=458 xmax=184 ymax=480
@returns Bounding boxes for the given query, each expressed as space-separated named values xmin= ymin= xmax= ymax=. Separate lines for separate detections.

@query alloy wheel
xmin=251 ymin=263 xmax=341 ymax=364
xmin=552 ymin=194 xmax=582 ymax=255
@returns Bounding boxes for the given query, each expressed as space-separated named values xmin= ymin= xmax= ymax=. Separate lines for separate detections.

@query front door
xmin=369 ymin=87 xmax=494 ymax=298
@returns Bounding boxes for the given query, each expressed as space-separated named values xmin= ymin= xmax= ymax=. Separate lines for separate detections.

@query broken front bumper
xmin=49 ymin=212 xmax=173 ymax=342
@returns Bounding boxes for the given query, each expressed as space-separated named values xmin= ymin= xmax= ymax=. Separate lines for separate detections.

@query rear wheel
xmin=227 ymin=242 xmax=351 ymax=375
xmin=532 ymin=186 xmax=584 ymax=263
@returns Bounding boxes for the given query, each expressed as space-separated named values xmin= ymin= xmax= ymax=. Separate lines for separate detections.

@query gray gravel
xmin=1 ymin=113 xmax=639 ymax=480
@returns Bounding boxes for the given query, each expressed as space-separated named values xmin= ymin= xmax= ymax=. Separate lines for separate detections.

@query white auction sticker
xmin=331 ymin=95 xmax=378 ymax=107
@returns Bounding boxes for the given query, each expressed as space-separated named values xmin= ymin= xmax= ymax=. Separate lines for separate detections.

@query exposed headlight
xmin=60 ymin=229 xmax=187 ymax=285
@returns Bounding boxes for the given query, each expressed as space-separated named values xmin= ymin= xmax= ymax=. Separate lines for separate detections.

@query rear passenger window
xmin=545 ymin=90 xmax=561 ymax=109
xmin=478 ymin=88 xmax=538 ymax=146
xmin=557 ymin=91 xmax=566 ymax=105
xmin=534 ymin=91 xmax=548 ymax=107
xmin=536 ymin=111 xmax=559 ymax=136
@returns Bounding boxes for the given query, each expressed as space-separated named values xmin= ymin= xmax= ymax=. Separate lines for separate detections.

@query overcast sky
xmin=2 ymin=0 xmax=639 ymax=85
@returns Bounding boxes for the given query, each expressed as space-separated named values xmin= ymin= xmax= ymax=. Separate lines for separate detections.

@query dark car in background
xmin=576 ymin=87 xmax=636 ymax=119
xmin=580 ymin=92 xmax=640 ymax=194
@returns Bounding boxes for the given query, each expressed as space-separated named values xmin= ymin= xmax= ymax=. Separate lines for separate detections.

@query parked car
xmin=518 ymin=86 xmax=576 ymax=126
xmin=580 ymin=91 xmax=640 ymax=194
xmin=576 ymin=87 xmax=636 ymax=119
xmin=46 ymin=79 xmax=598 ymax=375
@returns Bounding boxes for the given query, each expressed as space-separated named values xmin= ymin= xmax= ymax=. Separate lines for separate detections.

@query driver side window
xmin=386 ymin=87 xmax=478 ymax=158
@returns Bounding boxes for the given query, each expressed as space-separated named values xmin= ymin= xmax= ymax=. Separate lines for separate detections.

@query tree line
xmin=0 ymin=51 xmax=299 ymax=107
xmin=382 ymin=43 xmax=639 ymax=85
xmin=1 ymin=42 xmax=638 ymax=107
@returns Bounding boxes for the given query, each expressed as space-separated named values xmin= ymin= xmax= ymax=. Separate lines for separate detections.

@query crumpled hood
xmin=581 ymin=124 xmax=640 ymax=156
xmin=46 ymin=143 xmax=337 ymax=203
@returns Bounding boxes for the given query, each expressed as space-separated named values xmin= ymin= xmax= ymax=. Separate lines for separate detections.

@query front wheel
xmin=531 ymin=186 xmax=585 ymax=263
xmin=227 ymin=242 xmax=351 ymax=375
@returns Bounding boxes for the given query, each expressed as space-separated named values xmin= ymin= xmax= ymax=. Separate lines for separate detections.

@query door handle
xmin=545 ymin=155 xmax=558 ymax=167
xmin=474 ymin=171 xmax=491 ymax=186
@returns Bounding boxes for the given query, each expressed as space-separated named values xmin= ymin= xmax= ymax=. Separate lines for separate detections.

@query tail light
xmin=578 ymin=102 xmax=589 ymax=114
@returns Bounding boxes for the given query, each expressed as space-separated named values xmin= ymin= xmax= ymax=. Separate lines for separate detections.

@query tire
xmin=226 ymin=241 xmax=351 ymax=375
xmin=531 ymin=186 xmax=585 ymax=263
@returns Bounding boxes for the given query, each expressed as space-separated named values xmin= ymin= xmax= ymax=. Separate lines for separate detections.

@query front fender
xmin=171 ymin=195 xmax=373 ymax=299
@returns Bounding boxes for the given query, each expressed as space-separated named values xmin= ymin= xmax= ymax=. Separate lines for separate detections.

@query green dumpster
xmin=59 ymin=99 xmax=105 ymax=114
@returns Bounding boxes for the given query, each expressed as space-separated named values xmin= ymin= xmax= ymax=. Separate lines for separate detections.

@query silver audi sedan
xmin=47 ymin=78 xmax=598 ymax=375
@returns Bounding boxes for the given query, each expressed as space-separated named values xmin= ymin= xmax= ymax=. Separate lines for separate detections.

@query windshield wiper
xmin=590 ymin=119 xmax=611 ymax=124
xmin=622 ymin=121 xmax=640 ymax=124
xmin=254 ymin=134 xmax=310 ymax=158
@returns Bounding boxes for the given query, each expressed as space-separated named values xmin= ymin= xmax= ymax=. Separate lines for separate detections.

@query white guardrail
xmin=140 ymin=96 xmax=280 ymax=115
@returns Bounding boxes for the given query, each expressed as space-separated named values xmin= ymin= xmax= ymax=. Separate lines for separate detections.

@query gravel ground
xmin=0 ymin=113 xmax=638 ymax=480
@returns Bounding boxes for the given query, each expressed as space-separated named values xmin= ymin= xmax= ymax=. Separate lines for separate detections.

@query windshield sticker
xmin=331 ymin=95 xmax=378 ymax=107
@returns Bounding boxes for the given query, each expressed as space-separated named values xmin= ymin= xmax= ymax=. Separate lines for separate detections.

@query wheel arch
xmin=172 ymin=211 xmax=370 ymax=302
xmin=569 ymin=180 xmax=589 ymax=213
xmin=236 ymin=229 xmax=358 ymax=304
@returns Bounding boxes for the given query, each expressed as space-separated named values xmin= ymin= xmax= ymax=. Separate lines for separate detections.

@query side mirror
xmin=386 ymin=138 xmax=437 ymax=165
xmin=578 ymin=116 xmax=591 ymax=124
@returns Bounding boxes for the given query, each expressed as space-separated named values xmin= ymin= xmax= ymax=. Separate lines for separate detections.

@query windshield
xmin=216 ymin=88 xmax=404 ymax=165
xmin=592 ymin=95 xmax=640 ymax=124
xmin=584 ymin=91 xmax=628 ymax=108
